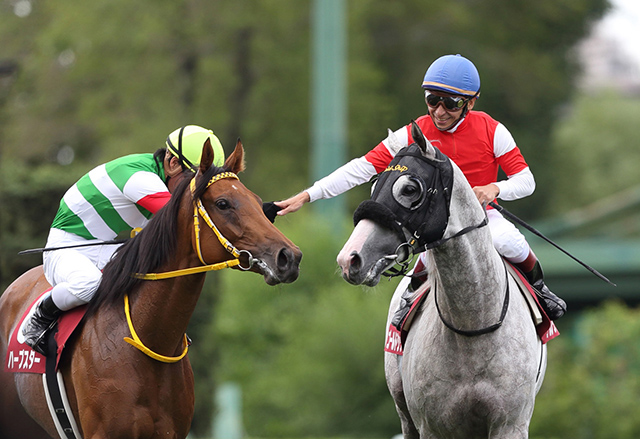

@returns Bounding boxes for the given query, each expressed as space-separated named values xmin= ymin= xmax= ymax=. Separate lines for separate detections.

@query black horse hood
xmin=354 ymin=142 xmax=454 ymax=248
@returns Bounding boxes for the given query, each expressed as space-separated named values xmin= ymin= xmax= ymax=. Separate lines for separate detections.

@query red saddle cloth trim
xmin=5 ymin=289 xmax=87 ymax=374
xmin=384 ymin=264 xmax=560 ymax=356
xmin=384 ymin=289 xmax=428 ymax=356
xmin=507 ymin=262 xmax=560 ymax=344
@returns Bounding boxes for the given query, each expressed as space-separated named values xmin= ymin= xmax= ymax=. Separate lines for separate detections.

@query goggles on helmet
xmin=424 ymin=91 xmax=470 ymax=111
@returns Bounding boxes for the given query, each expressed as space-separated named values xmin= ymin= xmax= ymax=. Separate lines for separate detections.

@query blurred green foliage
xmin=531 ymin=301 xmax=640 ymax=439
xmin=212 ymin=213 xmax=399 ymax=437
xmin=547 ymin=92 xmax=640 ymax=215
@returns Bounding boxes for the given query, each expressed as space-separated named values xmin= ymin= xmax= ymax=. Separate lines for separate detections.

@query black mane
xmin=86 ymin=164 xmax=227 ymax=316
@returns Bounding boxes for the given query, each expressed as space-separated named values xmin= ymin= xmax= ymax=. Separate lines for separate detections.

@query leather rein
xmin=385 ymin=211 xmax=509 ymax=337
xmin=134 ymin=171 xmax=255 ymax=280
xmin=434 ymin=260 xmax=510 ymax=337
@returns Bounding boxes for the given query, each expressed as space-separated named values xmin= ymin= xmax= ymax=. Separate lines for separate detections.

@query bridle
xmin=353 ymin=144 xmax=488 ymax=279
xmin=354 ymin=141 xmax=504 ymax=336
xmin=125 ymin=171 xmax=259 ymax=363
xmin=134 ymin=171 xmax=255 ymax=280
xmin=382 ymin=213 xmax=488 ymax=278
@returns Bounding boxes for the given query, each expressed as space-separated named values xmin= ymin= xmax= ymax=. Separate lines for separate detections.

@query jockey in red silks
xmin=276 ymin=54 xmax=566 ymax=322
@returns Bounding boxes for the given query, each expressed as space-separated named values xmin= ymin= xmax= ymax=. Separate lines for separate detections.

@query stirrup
xmin=24 ymin=320 xmax=58 ymax=356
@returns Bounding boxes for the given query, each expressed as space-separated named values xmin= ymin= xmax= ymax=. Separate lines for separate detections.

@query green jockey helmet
xmin=166 ymin=125 xmax=225 ymax=172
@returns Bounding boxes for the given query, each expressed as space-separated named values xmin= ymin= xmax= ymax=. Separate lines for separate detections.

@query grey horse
xmin=337 ymin=122 xmax=547 ymax=438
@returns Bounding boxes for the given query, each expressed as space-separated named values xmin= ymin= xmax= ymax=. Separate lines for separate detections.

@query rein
xmin=434 ymin=261 xmax=510 ymax=336
xmin=424 ymin=215 xmax=488 ymax=250
xmin=123 ymin=293 xmax=189 ymax=363
xmin=126 ymin=171 xmax=251 ymax=363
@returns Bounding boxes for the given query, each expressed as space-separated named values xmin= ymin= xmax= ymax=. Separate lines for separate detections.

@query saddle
xmin=6 ymin=291 xmax=86 ymax=439
xmin=384 ymin=261 xmax=560 ymax=356
xmin=5 ymin=290 xmax=87 ymax=374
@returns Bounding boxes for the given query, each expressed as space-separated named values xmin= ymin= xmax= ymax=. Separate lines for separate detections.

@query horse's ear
xmin=224 ymin=138 xmax=246 ymax=174
xmin=386 ymin=128 xmax=404 ymax=155
xmin=199 ymin=138 xmax=214 ymax=174
xmin=410 ymin=120 xmax=437 ymax=159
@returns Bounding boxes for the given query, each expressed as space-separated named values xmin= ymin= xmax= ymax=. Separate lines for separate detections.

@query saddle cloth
xmin=384 ymin=262 xmax=560 ymax=356
xmin=5 ymin=289 xmax=87 ymax=374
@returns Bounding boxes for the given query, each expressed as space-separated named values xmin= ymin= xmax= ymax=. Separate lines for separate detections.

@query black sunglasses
xmin=424 ymin=91 xmax=469 ymax=111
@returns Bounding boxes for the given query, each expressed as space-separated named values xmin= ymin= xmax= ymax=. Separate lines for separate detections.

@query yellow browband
xmin=126 ymin=171 xmax=242 ymax=362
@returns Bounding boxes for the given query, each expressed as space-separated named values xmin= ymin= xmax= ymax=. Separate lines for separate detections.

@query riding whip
xmin=18 ymin=239 xmax=127 ymax=255
xmin=489 ymin=202 xmax=616 ymax=286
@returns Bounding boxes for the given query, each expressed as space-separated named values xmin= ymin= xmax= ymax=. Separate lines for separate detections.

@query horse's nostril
xmin=277 ymin=248 xmax=291 ymax=270
xmin=349 ymin=251 xmax=362 ymax=272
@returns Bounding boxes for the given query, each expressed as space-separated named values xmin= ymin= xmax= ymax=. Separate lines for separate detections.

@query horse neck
xmin=430 ymin=178 xmax=507 ymax=325
xmin=431 ymin=228 xmax=506 ymax=327
xmin=131 ymin=270 xmax=206 ymax=354
xmin=127 ymin=206 xmax=209 ymax=356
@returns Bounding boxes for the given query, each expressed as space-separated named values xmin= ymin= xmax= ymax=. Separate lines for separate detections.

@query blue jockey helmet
xmin=422 ymin=54 xmax=481 ymax=98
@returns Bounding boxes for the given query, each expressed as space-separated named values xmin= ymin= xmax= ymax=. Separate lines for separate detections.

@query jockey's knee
xmin=51 ymin=282 xmax=90 ymax=310
xmin=492 ymin=233 xmax=529 ymax=262
xmin=64 ymin=270 xmax=102 ymax=305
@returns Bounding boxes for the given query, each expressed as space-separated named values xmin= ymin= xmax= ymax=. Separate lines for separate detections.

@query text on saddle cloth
xmin=6 ymin=290 xmax=87 ymax=374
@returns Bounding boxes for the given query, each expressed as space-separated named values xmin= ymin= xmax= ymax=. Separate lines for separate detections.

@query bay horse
xmin=337 ymin=122 xmax=546 ymax=438
xmin=0 ymin=139 xmax=302 ymax=439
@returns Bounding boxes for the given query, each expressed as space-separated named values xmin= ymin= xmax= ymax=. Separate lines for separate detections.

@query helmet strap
xmin=459 ymin=89 xmax=480 ymax=119
xmin=166 ymin=126 xmax=197 ymax=172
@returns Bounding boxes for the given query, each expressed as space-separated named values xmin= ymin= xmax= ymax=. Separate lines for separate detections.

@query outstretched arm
xmin=275 ymin=156 xmax=378 ymax=217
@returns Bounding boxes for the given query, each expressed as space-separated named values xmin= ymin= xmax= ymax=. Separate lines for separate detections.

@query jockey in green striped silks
xmin=22 ymin=126 xmax=225 ymax=355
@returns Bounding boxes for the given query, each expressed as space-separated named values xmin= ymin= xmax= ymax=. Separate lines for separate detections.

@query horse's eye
xmin=392 ymin=175 xmax=425 ymax=210
xmin=215 ymin=199 xmax=231 ymax=210
xmin=402 ymin=186 xmax=418 ymax=196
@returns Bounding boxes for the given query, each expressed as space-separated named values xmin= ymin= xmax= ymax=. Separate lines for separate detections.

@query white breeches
xmin=418 ymin=207 xmax=530 ymax=267
xmin=43 ymin=228 xmax=121 ymax=310
xmin=485 ymin=208 xmax=530 ymax=262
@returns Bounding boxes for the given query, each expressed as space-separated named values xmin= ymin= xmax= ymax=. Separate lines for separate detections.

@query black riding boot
xmin=522 ymin=261 xmax=567 ymax=320
xmin=391 ymin=262 xmax=428 ymax=331
xmin=391 ymin=287 xmax=415 ymax=331
xmin=22 ymin=294 xmax=62 ymax=355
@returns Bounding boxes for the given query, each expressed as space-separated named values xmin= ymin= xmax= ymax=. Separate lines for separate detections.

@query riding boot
xmin=391 ymin=260 xmax=428 ymax=331
xmin=22 ymin=293 xmax=62 ymax=356
xmin=520 ymin=260 xmax=567 ymax=320
xmin=391 ymin=287 xmax=415 ymax=331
